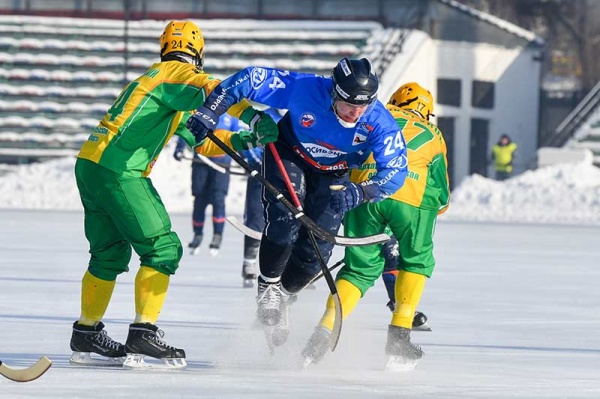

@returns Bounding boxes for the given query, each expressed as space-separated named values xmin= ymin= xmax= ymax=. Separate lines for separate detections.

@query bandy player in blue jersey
xmin=187 ymin=58 xmax=408 ymax=341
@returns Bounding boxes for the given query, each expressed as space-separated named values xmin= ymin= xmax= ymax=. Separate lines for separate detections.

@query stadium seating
xmin=0 ymin=15 xmax=392 ymax=161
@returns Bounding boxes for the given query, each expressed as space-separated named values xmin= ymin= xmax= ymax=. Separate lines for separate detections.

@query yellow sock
xmin=318 ymin=279 xmax=362 ymax=331
xmin=391 ymin=270 xmax=426 ymax=329
xmin=79 ymin=271 xmax=116 ymax=326
xmin=134 ymin=266 xmax=169 ymax=324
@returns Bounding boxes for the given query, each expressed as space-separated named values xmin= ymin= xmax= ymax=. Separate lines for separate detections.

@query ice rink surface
xmin=1 ymin=209 xmax=599 ymax=398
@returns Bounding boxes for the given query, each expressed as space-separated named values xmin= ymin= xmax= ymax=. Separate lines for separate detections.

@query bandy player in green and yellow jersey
xmin=70 ymin=20 xmax=278 ymax=369
xmin=302 ymin=82 xmax=450 ymax=371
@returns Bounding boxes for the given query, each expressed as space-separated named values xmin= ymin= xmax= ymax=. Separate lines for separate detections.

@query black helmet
xmin=332 ymin=57 xmax=379 ymax=105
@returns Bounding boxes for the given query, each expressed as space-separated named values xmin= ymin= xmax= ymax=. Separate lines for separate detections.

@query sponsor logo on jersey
xmin=386 ymin=154 xmax=408 ymax=169
xmin=300 ymin=113 xmax=316 ymax=128
xmin=352 ymin=132 xmax=368 ymax=145
xmin=250 ymin=68 xmax=268 ymax=89
xmin=302 ymin=143 xmax=347 ymax=158
xmin=293 ymin=146 xmax=348 ymax=171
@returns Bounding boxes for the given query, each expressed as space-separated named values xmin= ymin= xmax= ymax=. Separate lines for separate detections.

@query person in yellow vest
xmin=302 ymin=82 xmax=450 ymax=371
xmin=491 ymin=134 xmax=517 ymax=180
xmin=69 ymin=20 xmax=278 ymax=369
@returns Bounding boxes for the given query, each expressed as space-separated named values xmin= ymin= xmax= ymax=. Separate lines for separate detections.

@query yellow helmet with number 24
xmin=160 ymin=20 xmax=204 ymax=68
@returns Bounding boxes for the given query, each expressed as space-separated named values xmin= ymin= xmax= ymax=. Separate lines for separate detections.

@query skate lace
xmin=93 ymin=330 xmax=122 ymax=351
xmin=152 ymin=329 xmax=176 ymax=350
xmin=257 ymin=282 xmax=282 ymax=309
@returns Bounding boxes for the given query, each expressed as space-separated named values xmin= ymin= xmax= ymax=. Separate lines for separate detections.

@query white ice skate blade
xmin=302 ymin=357 xmax=314 ymax=369
xmin=385 ymin=355 xmax=418 ymax=372
xmin=209 ymin=248 xmax=219 ymax=257
xmin=69 ymin=352 xmax=125 ymax=367
xmin=122 ymin=354 xmax=186 ymax=370
xmin=190 ymin=247 xmax=201 ymax=256
xmin=413 ymin=322 xmax=432 ymax=332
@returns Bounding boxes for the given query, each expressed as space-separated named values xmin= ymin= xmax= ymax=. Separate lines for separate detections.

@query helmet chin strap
xmin=332 ymin=101 xmax=358 ymax=128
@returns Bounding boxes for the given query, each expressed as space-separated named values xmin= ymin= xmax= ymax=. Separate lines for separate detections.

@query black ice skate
xmin=256 ymin=277 xmax=284 ymax=326
xmin=209 ymin=233 xmax=222 ymax=257
xmin=124 ymin=322 xmax=186 ymax=369
xmin=188 ymin=234 xmax=203 ymax=255
xmin=301 ymin=327 xmax=331 ymax=367
xmin=69 ymin=321 xmax=126 ymax=367
xmin=384 ymin=325 xmax=423 ymax=371
xmin=242 ymin=259 xmax=257 ymax=288
xmin=385 ymin=303 xmax=432 ymax=332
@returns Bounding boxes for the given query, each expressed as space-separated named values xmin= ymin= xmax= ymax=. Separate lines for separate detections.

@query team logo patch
xmin=300 ymin=113 xmax=316 ymax=128
xmin=352 ymin=132 xmax=367 ymax=145
xmin=250 ymin=68 xmax=267 ymax=89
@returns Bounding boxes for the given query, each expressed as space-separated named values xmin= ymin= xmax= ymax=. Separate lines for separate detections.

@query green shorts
xmin=75 ymin=158 xmax=183 ymax=280
xmin=338 ymin=199 xmax=437 ymax=295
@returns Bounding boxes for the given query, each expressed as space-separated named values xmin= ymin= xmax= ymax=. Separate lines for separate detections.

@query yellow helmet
xmin=388 ymin=82 xmax=434 ymax=120
xmin=160 ymin=20 xmax=204 ymax=68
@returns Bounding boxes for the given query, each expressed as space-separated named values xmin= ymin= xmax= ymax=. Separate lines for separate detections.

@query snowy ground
xmin=1 ymin=210 xmax=599 ymax=398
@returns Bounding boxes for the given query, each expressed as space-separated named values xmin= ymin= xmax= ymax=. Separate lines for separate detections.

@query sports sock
xmin=79 ymin=271 xmax=116 ymax=326
xmin=391 ymin=270 xmax=426 ymax=329
xmin=318 ymin=279 xmax=362 ymax=331
xmin=134 ymin=266 xmax=169 ymax=324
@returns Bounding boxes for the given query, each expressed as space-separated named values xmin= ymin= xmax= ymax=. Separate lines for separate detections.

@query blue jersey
xmin=203 ymin=67 xmax=407 ymax=199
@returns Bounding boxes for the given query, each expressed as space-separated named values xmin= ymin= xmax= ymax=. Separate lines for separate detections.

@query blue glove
xmin=186 ymin=106 xmax=220 ymax=143
xmin=329 ymin=181 xmax=364 ymax=214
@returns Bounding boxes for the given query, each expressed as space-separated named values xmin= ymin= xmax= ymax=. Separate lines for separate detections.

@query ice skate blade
xmin=385 ymin=355 xmax=418 ymax=372
xmin=242 ymin=278 xmax=255 ymax=288
xmin=209 ymin=248 xmax=219 ymax=257
xmin=302 ymin=357 xmax=315 ymax=369
xmin=190 ymin=247 xmax=201 ymax=256
xmin=123 ymin=354 xmax=187 ymax=370
xmin=413 ymin=323 xmax=432 ymax=332
xmin=69 ymin=352 xmax=125 ymax=367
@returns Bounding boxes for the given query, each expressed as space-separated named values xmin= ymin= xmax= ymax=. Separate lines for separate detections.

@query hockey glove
xmin=240 ymin=107 xmax=279 ymax=145
xmin=230 ymin=130 xmax=260 ymax=151
xmin=329 ymin=181 xmax=365 ymax=214
xmin=186 ymin=106 xmax=220 ymax=144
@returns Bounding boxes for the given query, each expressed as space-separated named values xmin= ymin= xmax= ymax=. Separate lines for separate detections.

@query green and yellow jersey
xmin=77 ymin=61 xmax=248 ymax=177
xmin=350 ymin=106 xmax=450 ymax=214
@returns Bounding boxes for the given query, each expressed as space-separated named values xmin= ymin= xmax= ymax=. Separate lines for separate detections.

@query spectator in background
xmin=173 ymin=113 xmax=239 ymax=256
xmin=491 ymin=134 xmax=517 ymax=181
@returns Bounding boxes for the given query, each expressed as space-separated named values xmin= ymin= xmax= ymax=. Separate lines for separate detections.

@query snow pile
xmin=1 ymin=153 xmax=600 ymax=226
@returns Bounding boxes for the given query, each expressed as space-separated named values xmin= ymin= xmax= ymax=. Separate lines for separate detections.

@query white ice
xmin=0 ymin=155 xmax=600 ymax=397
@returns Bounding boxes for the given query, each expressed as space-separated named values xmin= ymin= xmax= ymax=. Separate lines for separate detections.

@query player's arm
xmin=199 ymin=67 xmax=300 ymax=115
xmin=362 ymin=128 xmax=408 ymax=202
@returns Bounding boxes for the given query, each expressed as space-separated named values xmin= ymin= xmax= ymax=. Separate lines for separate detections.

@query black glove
xmin=186 ymin=106 xmax=220 ymax=144
xmin=173 ymin=150 xmax=184 ymax=161
xmin=329 ymin=181 xmax=365 ymax=214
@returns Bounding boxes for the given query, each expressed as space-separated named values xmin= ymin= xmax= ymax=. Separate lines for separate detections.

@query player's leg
xmin=384 ymin=203 xmax=437 ymax=370
xmin=189 ymin=164 xmax=210 ymax=252
xmin=302 ymin=201 xmax=386 ymax=364
xmin=108 ymin=173 xmax=185 ymax=367
xmin=208 ymin=169 xmax=230 ymax=255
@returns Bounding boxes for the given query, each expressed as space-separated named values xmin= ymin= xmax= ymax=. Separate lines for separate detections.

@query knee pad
xmin=88 ymin=240 xmax=132 ymax=281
